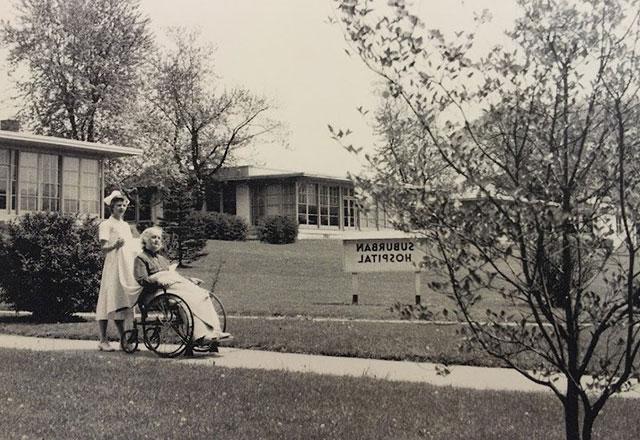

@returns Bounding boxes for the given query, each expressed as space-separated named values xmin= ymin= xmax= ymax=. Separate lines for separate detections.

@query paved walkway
xmin=0 ymin=333 xmax=639 ymax=398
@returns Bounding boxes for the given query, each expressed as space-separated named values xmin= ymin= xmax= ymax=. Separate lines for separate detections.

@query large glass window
xmin=265 ymin=184 xmax=281 ymax=216
xmin=63 ymin=157 xmax=80 ymax=213
xmin=251 ymin=186 xmax=265 ymax=225
xmin=319 ymin=185 xmax=329 ymax=226
xmin=205 ymin=184 xmax=223 ymax=212
xmin=329 ymin=186 xmax=340 ymax=226
xmin=343 ymin=188 xmax=357 ymax=228
xmin=282 ymin=183 xmax=296 ymax=219
xmin=0 ymin=149 xmax=10 ymax=210
xmin=62 ymin=157 xmax=100 ymax=215
xmin=19 ymin=152 xmax=60 ymax=212
xmin=19 ymin=152 xmax=39 ymax=212
xmin=39 ymin=154 xmax=59 ymax=211
xmin=80 ymin=159 xmax=99 ymax=214
xmin=318 ymin=185 xmax=340 ymax=227
xmin=298 ymin=183 xmax=318 ymax=225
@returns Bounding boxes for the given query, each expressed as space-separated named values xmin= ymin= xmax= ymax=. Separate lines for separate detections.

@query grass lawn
xmin=179 ymin=239 xmax=511 ymax=320
xmin=0 ymin=239 xmax=634 ymax=369
xmin=0 ymin=314 xmax=506 ymax=366
xmin=1 ymin=349 xmax=638 ymax=440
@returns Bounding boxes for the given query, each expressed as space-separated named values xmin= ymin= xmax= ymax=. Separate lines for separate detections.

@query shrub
xmin=158 ymin=183 xmax=208 ymax=267
xmin=256 ymin=215 xmax=298 ymax=244
xmin=135 ymin=220 xmax=155 ymax=234
xmin=0 ymin=212 xmax=102 ymax=322
xmin=192 ymin=212 xmax=248 ymax=241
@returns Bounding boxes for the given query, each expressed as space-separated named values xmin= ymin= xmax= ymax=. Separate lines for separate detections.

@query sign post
xmin=351 ymin=272 xmax=359 ymax=305
xmin=342 ymin=236 xmax=425 ymax=306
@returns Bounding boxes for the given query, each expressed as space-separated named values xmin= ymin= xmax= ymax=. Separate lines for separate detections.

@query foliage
xmin=390 ymin=302 xmax=434 ymax=321
xmin=333 ymin=1 xmax=640 ymax=439
xmin=144 ymin=29 xmax=282 ymax=209
xmin=158 ymin=180 xmax=208 ymax=267
xmin=1 ymin=0 xmax=152 ymax=144
xmin=0 ymin=212 xmax=102 ymax=321
xmin=190 ymin=211 xmax=248 ymax=241
xmin=256 ymin=215 xmax=298 ymax=244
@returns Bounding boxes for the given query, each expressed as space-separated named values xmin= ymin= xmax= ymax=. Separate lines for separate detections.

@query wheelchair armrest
xmin=137 ymin=287 xmax=168 ymax=310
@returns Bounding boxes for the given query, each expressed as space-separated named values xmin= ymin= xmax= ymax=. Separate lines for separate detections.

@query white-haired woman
xmin=96 ymin=190 xmax=142 ymax=351
xmin=134 ymin=226 xmax=230 ymax=342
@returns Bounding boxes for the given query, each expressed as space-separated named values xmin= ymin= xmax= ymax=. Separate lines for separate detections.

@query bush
xmin=159 ymin=183 xmax=208 ymax=267
xmin=135 ymin=220 xmax=155 ymax=234
xmin=256 ymin=215 xmax=298 ymax=244
xmin=192 ymin=211 xmax=248 ymax=241
xmin=0 ymin=212 xmax=102 ymax=322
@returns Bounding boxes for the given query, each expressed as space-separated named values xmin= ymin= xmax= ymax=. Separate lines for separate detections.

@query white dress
xmin=96 ymin=217 xmax=142 ymax=320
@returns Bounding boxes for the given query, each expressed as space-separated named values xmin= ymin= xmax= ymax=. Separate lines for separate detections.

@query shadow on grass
xmin=0 ymin=314 xmax=90 ymax=324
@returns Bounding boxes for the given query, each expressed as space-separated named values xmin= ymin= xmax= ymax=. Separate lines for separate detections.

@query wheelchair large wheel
xmin=192 ymin=292 xmax=228 ymax=353
xmin=143 ymin=293 xmax=194 ymax=358
xmin=210 ymin=292 xmax=227 ymax=333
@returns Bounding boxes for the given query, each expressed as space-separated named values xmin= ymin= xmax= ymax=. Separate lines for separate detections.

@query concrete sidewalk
xmin=0 ymin=333 xmax=639 ymax=398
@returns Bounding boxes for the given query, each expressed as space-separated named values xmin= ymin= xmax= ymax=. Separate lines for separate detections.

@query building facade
xmin=205 ymin=166 xmax=393 ymax=233
xmin=0 ymin=124 xmax=141 ymax=222
xmin=128 ymin=165 xmax=394 ymax=234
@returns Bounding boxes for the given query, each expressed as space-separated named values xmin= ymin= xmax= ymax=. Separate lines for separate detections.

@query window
xmin=318 ymin=185 xmax=340 ymax=227
xmin=329 ymin=186 xmax=340 ymax=226
xmin=265 ymin=184 xmax=281 ymax=216
xmin=297 ymin=183 xmax=318 ymax=225
xmin=319 ymin=185 xmax=329 ymax=226
xmin=251 ymin=186 xmax=265 ymax=225
xmin=0 ymin=149 xmax=11 ymax=211
xmin=40 ymin=154 xmax=59 ymax=211
xmin=18 ymin=152 xmax=39 ymax=212
xmin=62 ymin=157 xmax=100 ymax=215
xmin=18 ymin=152 xmax=60 ymax=212
xmin=282 ymin=183 xmax=296 ymax=219
xmin=205 ymin=184 xmax=223 ymax=212
xmin=343 ymin=187 xmax=357 ymax=228
xmin=80 ymin=159 xmax=99 ymax=214
xmin=63 ymin=157 xmax=80 ymax=213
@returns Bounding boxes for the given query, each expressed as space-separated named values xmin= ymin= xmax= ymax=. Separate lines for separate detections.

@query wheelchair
xmin=120 ymin=288 xmax=227 ymax=358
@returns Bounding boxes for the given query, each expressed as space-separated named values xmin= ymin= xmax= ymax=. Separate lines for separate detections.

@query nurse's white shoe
xmin=98 ymin=341 xmax=115 ymax=352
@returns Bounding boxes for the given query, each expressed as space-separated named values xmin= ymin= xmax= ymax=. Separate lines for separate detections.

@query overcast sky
xmin=0 ymin=0 xmax=519 ymax=177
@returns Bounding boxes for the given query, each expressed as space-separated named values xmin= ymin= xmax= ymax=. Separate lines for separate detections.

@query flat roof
xmin=217 ymin=167 xmax=352 ymax=185
xmin=0 ymin=130 xmax=142 ymax=158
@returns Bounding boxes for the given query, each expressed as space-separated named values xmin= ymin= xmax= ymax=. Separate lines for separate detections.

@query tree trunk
xmin=193 ymin=180 xmax=206 ymax=212
xmin=564 ymin=383 xmax=581 ymax=440
xmin=582 ymin=414 xmax=595 ymax=440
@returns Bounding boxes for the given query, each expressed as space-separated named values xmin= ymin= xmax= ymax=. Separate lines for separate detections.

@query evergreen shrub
xmin=193 ymin=212 xmax=248 ymax=241
xmin=256 ymin=215 xmax=298 ymax=244
xmin=0 ymin=212 xmax=102 ymax=322
xmin=158 ymin=183 xmax=208 ymax=267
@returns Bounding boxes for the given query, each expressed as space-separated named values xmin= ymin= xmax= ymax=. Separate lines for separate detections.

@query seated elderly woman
xmin=134 ymin=226 xmax=231 ymax=342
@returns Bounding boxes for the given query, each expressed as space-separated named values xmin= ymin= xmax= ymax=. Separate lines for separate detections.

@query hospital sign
xmin=342 ymin=237 xmax=425 ymax=273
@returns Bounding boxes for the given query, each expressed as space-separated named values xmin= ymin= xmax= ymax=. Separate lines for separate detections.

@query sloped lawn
xmin=180 ymin=239 xmax=512 ymax=320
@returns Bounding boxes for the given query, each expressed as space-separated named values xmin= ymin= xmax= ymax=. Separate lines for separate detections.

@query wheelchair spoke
xmin=142 ymin=293 xmax=194 ymax=358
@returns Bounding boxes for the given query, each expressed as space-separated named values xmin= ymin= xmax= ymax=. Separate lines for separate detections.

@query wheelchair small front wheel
xmin=120 ymin=329 xmax=139 ymax=354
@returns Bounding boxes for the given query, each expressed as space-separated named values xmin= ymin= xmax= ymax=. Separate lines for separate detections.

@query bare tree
xmin=332 ymin=1 xmax=640 ymax=438
xmin=146 ymin=30 xmax=281 ymax=210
